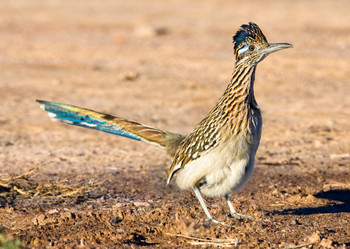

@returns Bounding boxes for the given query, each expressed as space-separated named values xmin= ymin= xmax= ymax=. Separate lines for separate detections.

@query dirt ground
xmin=0 ymin=0 xmax=349 ymax=248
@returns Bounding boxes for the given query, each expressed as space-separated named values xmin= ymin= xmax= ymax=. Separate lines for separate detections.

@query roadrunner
xmin=37 ymin=22 xmax=292 ymax=225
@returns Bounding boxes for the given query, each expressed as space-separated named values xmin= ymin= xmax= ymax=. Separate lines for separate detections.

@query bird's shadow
xmin=273 ymin=189 xmax=350 ymax=215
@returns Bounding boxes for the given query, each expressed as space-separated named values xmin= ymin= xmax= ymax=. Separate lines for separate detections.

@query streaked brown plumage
xmin=38 ymin=22 xmax=292 ymax=225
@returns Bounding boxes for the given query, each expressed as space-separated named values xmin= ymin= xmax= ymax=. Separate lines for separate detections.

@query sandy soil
xmin=0 ymin=0 xmax=349 ymax=248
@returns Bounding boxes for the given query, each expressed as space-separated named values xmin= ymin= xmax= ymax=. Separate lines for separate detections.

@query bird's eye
xmin=248 ymin=45 xmax=255 ymax=51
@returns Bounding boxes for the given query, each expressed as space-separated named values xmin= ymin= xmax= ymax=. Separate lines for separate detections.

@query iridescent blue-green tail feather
xmin=37 ymin=100 xmax=184 ymax=154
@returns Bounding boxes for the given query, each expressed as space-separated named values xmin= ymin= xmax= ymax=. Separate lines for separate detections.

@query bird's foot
xmin=205 ymin=218 xmax=228 ymax=226
xmin=228 ymin=212 xmax=256 ymax=220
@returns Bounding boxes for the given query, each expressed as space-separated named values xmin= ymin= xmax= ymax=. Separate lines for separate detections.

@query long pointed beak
xmin=264 ymin=43 xmax=293 ymax=54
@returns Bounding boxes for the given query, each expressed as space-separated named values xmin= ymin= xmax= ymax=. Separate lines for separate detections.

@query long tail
xmin=37 ymin=100 xmax=184 ymax=154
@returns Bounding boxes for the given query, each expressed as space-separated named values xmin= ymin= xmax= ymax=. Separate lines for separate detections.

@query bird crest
xmin=233 ymin=22 xmax=268 ymax=53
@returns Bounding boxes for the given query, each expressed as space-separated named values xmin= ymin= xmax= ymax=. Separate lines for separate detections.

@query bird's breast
xmin=175 ymin=111 xmax=262 ymax=197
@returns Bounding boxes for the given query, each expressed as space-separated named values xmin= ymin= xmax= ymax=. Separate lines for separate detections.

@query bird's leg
xmin=192 ymin=187 xmax=228 ymax=225
xmin=225 ymin=194 xmax=256 ymax=219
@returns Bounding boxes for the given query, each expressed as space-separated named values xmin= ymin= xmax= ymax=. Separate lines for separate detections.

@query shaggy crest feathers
xmin=233 ymin=22 xmax=268 ymax=52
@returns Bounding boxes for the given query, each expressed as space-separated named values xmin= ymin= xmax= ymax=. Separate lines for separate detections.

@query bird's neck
xmin=216 ymin=63 xmax=258 ymax=134
xmin=229 ymin=63 xmax=257 ymax=105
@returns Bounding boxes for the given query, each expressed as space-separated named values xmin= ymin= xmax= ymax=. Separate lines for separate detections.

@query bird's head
xmin=233 ymin=22 xmax=292 ymax=65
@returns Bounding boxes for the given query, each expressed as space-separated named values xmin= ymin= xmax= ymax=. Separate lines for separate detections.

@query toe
xmin=205 ymin=218 xmax=229 ymax=226
xmin=229 ymin=213 xmax=256 ymax=220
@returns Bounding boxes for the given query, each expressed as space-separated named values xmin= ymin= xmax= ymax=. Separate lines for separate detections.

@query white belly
xmin=175 ymin=114 xmax=262 ymax=197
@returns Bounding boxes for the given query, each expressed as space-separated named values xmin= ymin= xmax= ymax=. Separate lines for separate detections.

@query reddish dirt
xmin=0 ymin=1 xmax=349 ymax=248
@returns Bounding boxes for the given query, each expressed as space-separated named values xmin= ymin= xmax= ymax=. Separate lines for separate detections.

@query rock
xmin=134 ymin=201 xmax=151 ymax=207
xmin=272 ymin=188 xmax=279 ymax=196
xmin=116 ymin=228 xmax=125 ymax=233
xmin=33 ymin=214 xmax=47 ymax=226
xmin=320 ymin=238 xmax=333 ymax=248
xmin=308 ymin=231 xmax=321 ymax=243
xmin=123 ymin=71 xmax=139 ymax=81
xmin=47 ymin=209 xmax=59 ymax=214
xmin=60 ymin=211 xmax=75 ymax=220
xmin=114 ymin=203 xmax=124 ymax=208
xmin=304 ymin=194 xmax=317 ymax=203
xmin=287 ymin=194 xmax=302 ymax=203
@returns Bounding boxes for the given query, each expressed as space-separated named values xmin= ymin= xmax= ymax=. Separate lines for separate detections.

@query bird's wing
xmin=166 ymin=114 xmax=221 ymax=183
